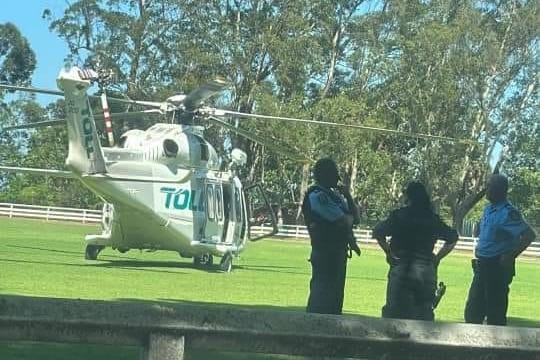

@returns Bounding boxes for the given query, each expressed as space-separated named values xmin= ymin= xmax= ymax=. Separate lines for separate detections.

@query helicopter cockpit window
xmin=206 ymin=184 xmax=215 ymax=220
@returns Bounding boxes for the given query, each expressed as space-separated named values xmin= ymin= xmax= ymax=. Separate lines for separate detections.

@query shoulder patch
xmin=508 ymin=209 xmax=521 ymax=222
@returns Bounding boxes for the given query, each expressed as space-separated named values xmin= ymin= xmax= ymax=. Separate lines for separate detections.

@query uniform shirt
xmin=373 ymin=206 xmax=458 ymax=258
xmin=308 ymin=186 xmax=349 ymax=223
xmin=476 ymin=200 xmax=529 ymax=258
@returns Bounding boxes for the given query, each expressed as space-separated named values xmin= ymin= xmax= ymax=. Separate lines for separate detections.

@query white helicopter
xmin=0 ymin=67 xmax=474 ymax=272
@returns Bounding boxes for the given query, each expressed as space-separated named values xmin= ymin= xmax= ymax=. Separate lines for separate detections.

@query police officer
xmin=302 ymin=158 xmax=360 ymax=315
xmin=373 ymin=181 xmax=458 ymax=321
xmin=464 ymin=174 xmax=536 ymax=326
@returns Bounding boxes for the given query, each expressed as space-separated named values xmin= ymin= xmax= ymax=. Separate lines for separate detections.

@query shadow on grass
xmin=94 ymin=259 xmax=224 ymax=274
xmin=0 ymin=257 xmax=188 ymax=275
xmin=507 ymin=317 xmax=540 ymax=328
xmin=6 ymin=244 xmax=140 ymax=260
xmin=235 ymin=264 xmax=386 ymax=282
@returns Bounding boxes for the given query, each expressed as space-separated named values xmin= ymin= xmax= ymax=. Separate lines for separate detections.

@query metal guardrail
xmin=1 ymin=202 xmax=538 ymax=257
xmin=1 ymin=295 xmax=539 ymax=360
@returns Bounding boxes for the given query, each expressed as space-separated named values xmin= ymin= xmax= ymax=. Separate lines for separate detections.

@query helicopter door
xmin=221 ymin=179 xmax=245 ymax=246
xmin=204 ymin=182 xmax=225 ymax=243
xmin=244 ymin=183 xmax=278 ymax=241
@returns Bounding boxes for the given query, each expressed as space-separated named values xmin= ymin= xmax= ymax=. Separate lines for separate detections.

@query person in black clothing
xmin=373 ymin=181 xmax=458 ymax=320
xmin=302 ymin=158 xmax=360 ymax=315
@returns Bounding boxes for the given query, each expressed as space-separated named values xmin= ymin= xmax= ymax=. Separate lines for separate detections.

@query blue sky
xmin=1 ymin=1 xmax=69 ymax=103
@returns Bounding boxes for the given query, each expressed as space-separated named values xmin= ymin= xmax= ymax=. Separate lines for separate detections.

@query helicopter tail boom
xmin=57 ymin=68 xmax=107 ymax=175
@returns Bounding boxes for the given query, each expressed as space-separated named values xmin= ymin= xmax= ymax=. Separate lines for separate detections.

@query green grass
xmin=1 ymin=217 xmax=539 ymax=359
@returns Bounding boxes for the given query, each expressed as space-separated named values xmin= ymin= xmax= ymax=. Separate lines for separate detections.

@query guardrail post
xmin=142 ymin=333 xmax=185 ymax=360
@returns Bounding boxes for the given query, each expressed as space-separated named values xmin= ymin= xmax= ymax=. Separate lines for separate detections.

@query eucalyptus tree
xmin=0 ymin=22 xmax=36 ymax=196
xmin=348 ymin=0 xmax=539 ymax=227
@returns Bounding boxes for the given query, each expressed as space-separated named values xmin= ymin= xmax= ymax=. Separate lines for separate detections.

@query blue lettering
xmin=161 ymin=187 xmax=176 ymax=208
xmin=173 ymin=189 xmax=190 ymax=210
xmin=160 ymin=187 xmax=203 ymax=212
xmin=81 ymin=107 xmax=94 ymax=158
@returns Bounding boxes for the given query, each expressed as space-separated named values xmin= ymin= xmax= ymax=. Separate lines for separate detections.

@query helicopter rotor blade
xmin=207 ymin=116 xmax=312 ymax=163
xmin=0 ymin=119 xmax=66 ymax=132
xmin=1 ymin=109 xmax=162 ymax=133
xmin=0 ymin=84 xmax=64 ymax=96
xmin=101 ymin=96 xmax=167 ymax=109
xmin=208 ymin=108 xmax=477 ymax=145
xmin=183 ymin=78 xmax=229 ymax=112
xmin=0 ymin=83 xmax=169 ymax=110
xmin=94 ymin=109 xmax=163 ymax=121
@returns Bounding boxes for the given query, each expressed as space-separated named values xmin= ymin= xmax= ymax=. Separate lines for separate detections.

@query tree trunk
xmin=296 ymin=163 xmax=311 ymax=223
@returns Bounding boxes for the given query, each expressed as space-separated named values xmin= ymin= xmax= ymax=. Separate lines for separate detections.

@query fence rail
xmin=1 ymin=202 xmax=539 ymax=257
xmin=0 ymin=202 xmax=101 ymax=224
xmin=1 ymin=295 xmax=539 ymax=360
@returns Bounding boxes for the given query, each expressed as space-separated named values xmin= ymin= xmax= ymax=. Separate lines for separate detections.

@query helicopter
xmin=0 ymin=67 xmax=475 ymax=272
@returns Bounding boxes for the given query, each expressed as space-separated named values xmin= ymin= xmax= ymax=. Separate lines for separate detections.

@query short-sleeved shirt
xmin=373 ymin=206 xmax=458 ymax=258
xmin=308 ymin=186 xmax=349 ymax=223
xmin=476 ymin=200 xmax=529 ymax=258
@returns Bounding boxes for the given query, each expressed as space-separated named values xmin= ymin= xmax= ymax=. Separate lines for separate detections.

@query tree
xmin=36 ymin=0 xmax=538 ymax=226
xmin=0 ymin=23 xmax=36 ymax=195
xmin=348 ymin=0 xmax=539 ymax=227
xmin=0 ymin=23 xmax=36 ymax=85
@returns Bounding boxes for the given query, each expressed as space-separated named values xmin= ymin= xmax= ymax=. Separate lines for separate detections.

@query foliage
xmin=1 ymin=1 xmax=538 ymax=227
xmin=0 ymin=22 xmax=36 ymax=84
xmin=0 ymin=23 xmax=36 ymax=192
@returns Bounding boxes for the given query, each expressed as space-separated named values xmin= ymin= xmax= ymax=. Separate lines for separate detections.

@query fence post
xmin=142 ymin=333 xmax=185 ymax=360
xmin=82 ymin=210 xmax=87 ymax=224
xmin=46 ymin=207 xmax=50 ymax=222
xmin=9 ymin=204 xmax=14 ymax=218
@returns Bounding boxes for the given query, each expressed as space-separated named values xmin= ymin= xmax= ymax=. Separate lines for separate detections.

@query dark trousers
xmin=307 ymin=249 xmax=347 ymax=315
xmin=382 ymin=259 xmax=437 ymax=321
xmin=464 ymin=257 xmax=514 ymax=326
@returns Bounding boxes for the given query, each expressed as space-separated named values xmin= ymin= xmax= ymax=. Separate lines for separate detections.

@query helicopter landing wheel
xmin=219 ymin=253 xmax=233 ymax=273
xmin=85 ymin=245 xmax=104 ymax=260
xmin=193 ymin=253 xmax=213 ymax=268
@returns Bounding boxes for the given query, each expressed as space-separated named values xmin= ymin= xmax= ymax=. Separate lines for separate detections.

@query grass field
xmin=1 ymin=217 xmax=539 ymax=359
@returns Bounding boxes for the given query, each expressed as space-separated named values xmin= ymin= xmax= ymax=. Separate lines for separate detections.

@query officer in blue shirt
xmin=302 ymin=158 xmax=360 ymax=314
xmin=464 ymin=174 xmax=536 ymax=326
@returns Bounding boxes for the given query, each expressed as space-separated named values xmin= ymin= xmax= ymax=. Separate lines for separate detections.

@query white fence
xmin=1 ymin=202 xmax=538 ymax=257
xmin=0 ymin=202 xmax=101 ymax=224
